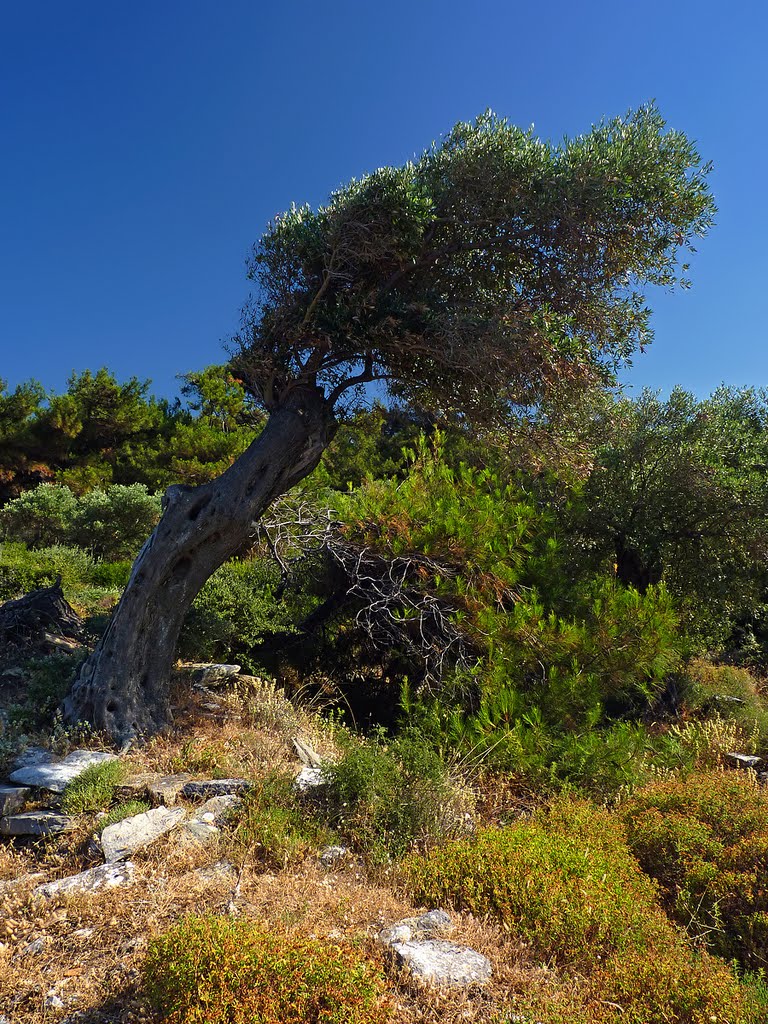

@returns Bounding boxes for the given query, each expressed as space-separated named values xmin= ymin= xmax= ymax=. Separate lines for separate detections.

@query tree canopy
xmin=233 ymin=105 xmax=713 ymax=426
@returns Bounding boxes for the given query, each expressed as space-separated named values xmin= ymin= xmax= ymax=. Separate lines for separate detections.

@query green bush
xmin=0 ymin=541 xmax=96 ymax=600
xmin=404 ymin=797 xmax=747 ymax=1023
xmin=0 ymin=484 xmax=78 ymax=547
xmin=321 ymin=727 xmax=469 ymax=861
xmin=180 ymin=557 xmax=298 ymax=669
xmin=89 ymin=559 xmax=133 ymax=588
xmin=144 ymin=916 xmax=391 ymax=1024
xmin=681 ymin=659 xmax=768 ymax=751
xmin=61 ymin=759 xmax=125 ymax=814
xmin=0 ymin=482 xmax=160 ymax=560
xmin=68 ymin=483 xmax=160 ymax=559
xmin=621 ymin=769 xmax=768 ymax=969
xmin=6 ymin=653 xmax=84 ymax=731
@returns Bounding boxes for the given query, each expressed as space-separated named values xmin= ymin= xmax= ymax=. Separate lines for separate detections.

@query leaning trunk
xmin=62 ymin=386 xmax=336 ymax=745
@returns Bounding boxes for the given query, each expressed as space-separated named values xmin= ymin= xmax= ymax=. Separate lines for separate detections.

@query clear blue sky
xmin=2 ymin=1 xmax=765 ymax=400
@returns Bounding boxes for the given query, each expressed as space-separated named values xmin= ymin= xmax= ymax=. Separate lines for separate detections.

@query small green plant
xmin=741 ymin=969 xmax=768 ymax=1021
xmin=144 ymin=915 xmax=391 ymax=1024
xmin=99 ymin=799 xmax=149 ymax=829
xmin=61 ymin=759 xmax=125 ymax=814
xmin=167 ymin=737 xmax=237 ymax=778
xmin=321 ymin=727 xmax=471 ymax=861
xmin=228 ymin=771 xmax=330 ymax=868
xmin=6 ymin=653 xmax=84 ymax=732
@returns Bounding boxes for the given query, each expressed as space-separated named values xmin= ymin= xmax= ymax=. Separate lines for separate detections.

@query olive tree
xmin=62 ymin=106 xmax=714 ymax=743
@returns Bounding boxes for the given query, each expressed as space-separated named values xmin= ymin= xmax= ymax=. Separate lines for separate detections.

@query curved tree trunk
xmin=62 ymin=386 xmax=336 ymax=745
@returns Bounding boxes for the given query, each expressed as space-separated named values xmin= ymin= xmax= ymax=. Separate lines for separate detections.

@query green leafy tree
xmin=571 ymin=386 xmax=768 ymax=649
xmin=0 ymin=483 xmax=78 ymax=547
xmin=0 ymin=378 xmax=48 ymax=502
xmin=62 ymin=105 xmax=715 ymax=742
xmin=69 ymin=484 xmax=162 ymax=559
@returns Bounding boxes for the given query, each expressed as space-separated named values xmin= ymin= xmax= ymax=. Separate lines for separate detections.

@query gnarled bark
xmin=62 ymin=386 xmax=336 ymax=744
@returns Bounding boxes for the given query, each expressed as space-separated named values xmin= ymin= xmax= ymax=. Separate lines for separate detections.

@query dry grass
xmin=0 ymin=684 xmax=574 ymax=1023
xmin=0 ymin=839 xmax=558 ymax=1023
xmin=5 ymin=681 xmax=758 ymax=1023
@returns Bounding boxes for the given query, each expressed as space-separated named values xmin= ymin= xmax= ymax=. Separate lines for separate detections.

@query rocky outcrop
xmin=0 ymin=810 xmax=73 ymax=836
xmin=181 ymin=779 xmax=251 ymax=801
xmin=34 ymin=861 xmax=136 ymax=898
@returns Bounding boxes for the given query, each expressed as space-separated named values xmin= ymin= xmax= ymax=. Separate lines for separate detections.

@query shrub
xmin=144 ymin=916 xmax=391 ymax=1024
xmin=6 ymin=653 xmax=84 ymax=731
xmin=620 ymin=769 xmax=768 ymax=969
xmin=180 ymin=557 xmax=297 ymax=669
xmin=61 ymin=759 xmax=125 ymax=814
xmin=0 ymin=482 xmax=160 ymax=560
xmin=681 ymin=659 xmax=768 ymax=751
xmin=0 ymin=484 xmax=78 ymax=547
xmin=404 ymin=797 xmax=746 ymax=1023
xmin=89 ymin=559 xmax=133 ymax=588
xmin=0 ymin=541 xmax=96 ymax=600
xmin=321 ymin=727 xmax=470 ymax=861
xmin=68 ymin=483 xmax=161 ymax=559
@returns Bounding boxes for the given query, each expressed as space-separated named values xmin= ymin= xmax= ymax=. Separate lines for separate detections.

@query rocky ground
xmin=0 ymin=671 xmax=550 ymax=1024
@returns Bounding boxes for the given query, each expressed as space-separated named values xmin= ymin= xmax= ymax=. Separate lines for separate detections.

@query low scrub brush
xmin=404 ymin=797 xmax=747 ymax=1023
xmin=144 ymin=915 xmax=391 ymax=1024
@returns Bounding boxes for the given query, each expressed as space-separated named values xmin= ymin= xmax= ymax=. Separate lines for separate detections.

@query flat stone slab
xmin=34 ymin=861 xmax=136 ymax=898
xmin=391 ymin=939 xmax=492 ymax=987
xmin=725 ymin=752 xmax=762 ymax=770
xmin=0 ymin=811 xmax=73 ymax=836
xmin=183 ymin=663 xmax=241 ymax=686
xmin=116 ymin=772 xmax=162 ymax=797
xmin=101 ymin=806 xmax=186 ymax=861
xmin=180 ymin=820 xmax=221 ymax=845
xmin=181 ymin=779 xmax=251 ymax=801
xmin=9 ymin=749 xmax=117 ymax=792
xmin=193 ymin=859 xmax=238 ymax=884
xmin=195 ymin=795 xmax=242 ymax=822
xmin=148 ymin=774 xmax=195 ymax=806
xmin=0 ymin=785 xmax=31 ymax=816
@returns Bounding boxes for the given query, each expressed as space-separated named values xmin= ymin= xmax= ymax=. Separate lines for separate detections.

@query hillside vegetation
xmin=2 ymin=370 xmax=768 ymax=1022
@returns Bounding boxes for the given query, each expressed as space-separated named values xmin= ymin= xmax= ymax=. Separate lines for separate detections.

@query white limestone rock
xmin=725 ymin=752 xmax=762 ymax=770
xmin=0 ymin=785 xmax=31 ymax=815
xmin=391 ymin=939 xmax=492 ymax=987
xmin=184 ymin=663 xmax=241 ymax=686
xmin=379 ymin=909 xmax=453 ymax=945
xmin=196 ymin=794 xmax=242 ymax=822
xmin=294 ymin=766 xmax=324 ymax=791
xmin=101 ymin=806 xmax=186 ymax=861
xmin=319 ymin=845 xmax=349 ymax=867
xmin=9 ymin=749 xmax=117 ymax=793
xmin=34 ymin=861 xmax=136 ymax=898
